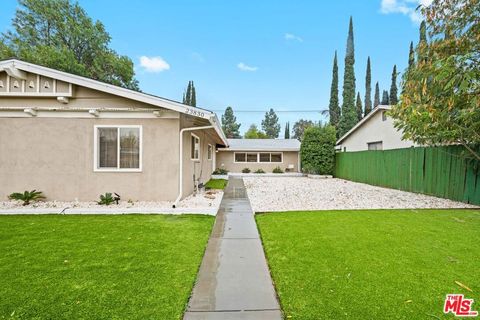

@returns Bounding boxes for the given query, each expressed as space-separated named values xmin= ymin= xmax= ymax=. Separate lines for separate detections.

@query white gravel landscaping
xmin=243 ymin=177 xmax=478 ymax=212
xmin=0 ymin=190 xmax=223 ymax=215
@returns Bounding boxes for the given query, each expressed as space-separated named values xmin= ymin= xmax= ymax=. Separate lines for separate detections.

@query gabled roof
xmin=336 ymin=105 xmax=391 ymax=144
xmin=219 ymin=139 xmax=301 ymax=151
xmin=0 ymin=59 xmax=227 ymax=145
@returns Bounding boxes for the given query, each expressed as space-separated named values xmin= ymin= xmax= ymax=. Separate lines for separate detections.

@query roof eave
xmin=0 ymin=59 xmax=228 ymax=146
xmin=218 ymin=148 xmax=300 ymax=152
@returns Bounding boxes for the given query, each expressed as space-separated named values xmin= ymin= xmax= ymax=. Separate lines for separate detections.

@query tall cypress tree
xmin=419 ymin=20 xmax=427 ymax=44
xmin=364 ymin=56 xmax=372 ymax=115
xmin=184 ymin=81 xmax=192 ymax=105
xmin=284 ymin=122 xmax=290 ymax=139
xmin=328 ymin=51 xmax=340 ymax=127
xmin=182 ymin=81 xmax=197 ymax=106
xmin=418 ymin=21 xmax=429 ymax=64
xmin=190 ymin=81 xmax=196 ymax=107
xmin=381 ymin=90 xmax=390 ymax=105
xmin=338 ymin=16 xmax=357 ymax=136
xmin=390 ymin=65 xmax=398 ymax=105
xmin=374 ymin=82 xmax=380 ymax=108
xmin=356 ymin=92 xmax=363 ymax=120
xmin=408 ymin=41 xmax=415 ymax=70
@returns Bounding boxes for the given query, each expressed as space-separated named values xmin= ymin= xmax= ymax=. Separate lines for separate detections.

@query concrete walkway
xmin=184 ymin=177 xmax=282 ymax=320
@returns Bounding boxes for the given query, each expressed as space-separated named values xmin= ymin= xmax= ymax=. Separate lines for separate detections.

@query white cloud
xmin=237 ymin=62 xmax=258 ymax=72
xmin=139 ymin=56 xmax=170 ymax=72
xmin=284 ymin=33 xmax=303 ymax=42
xmin=380 ymin=0 xmax=432 ymax=23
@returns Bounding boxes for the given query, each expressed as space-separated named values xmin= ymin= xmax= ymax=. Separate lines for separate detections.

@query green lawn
xmin=205 ymin=179 xmax=228 ymax=190
xmin=0 ymin=214 xmax=214 ymax=320
xmin=256 ymin=209 xmax=480 ymax=320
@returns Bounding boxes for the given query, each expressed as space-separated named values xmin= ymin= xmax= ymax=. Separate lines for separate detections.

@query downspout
xmin=173 ymin=125 xmax=214 ymax=208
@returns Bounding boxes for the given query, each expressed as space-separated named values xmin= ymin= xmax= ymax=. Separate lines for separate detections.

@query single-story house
xmin=336 ymin=105 xmax=416 ymax=152
xmin=0 ymin=59 xmax=228 ymax=205
xmin=217 ymin=139 xmax=301 ymax=173
xmin=0 ymin=59 xmax=299 ymax=204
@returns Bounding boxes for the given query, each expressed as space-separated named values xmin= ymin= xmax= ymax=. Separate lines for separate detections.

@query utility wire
xmin=211 ymin=109 xmax=328 ymax=113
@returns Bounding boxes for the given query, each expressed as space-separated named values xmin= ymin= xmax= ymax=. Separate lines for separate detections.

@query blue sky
xmin=0 ymin=0 xmax=426 ymax=134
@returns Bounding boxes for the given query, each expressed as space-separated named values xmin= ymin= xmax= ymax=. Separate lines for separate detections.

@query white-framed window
xmin=259 ymin=153 xmax=270 ymax=162
xmin=247 ymin=153 xmax=258 ymax=162
xmin=271 ymin=153 xmax=282 ymax=162
xmin=234 ymin=152 xmax=283 ymax=163
xmin=94 ymin=125 xmax=142 ymax=172
xmin=235 ymin=152 xmax=246 ymax=162
xmin=191 ymin=134 xmax=200 ymax=160
xmin=367 ymin=141 xmax=383 ymax=150
xmin=207 ymin=144 xmax=213 ymax=161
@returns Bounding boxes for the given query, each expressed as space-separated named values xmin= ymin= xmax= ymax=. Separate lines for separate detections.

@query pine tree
xmin=374 ymin=82 xmax=380 ymax=108
xmin=408 ymin=41 xmax=415 ymax=70
xmin=292 ymin=119 xmax=314 ymax=141
xmin=364 ymin=57 xmax=372 ymax=115
xmin=328 ymin=51 xmax=340 ymax=127
xmin=0 ymin=0 xmax=139 ymax=90
xmin=221 ymin=106 xmax=241 ymax=138
xmin=390 ymin=65 xmax=398 ymax=105
xmin=284 ymin=122 xmax=290 ymax=139
xmin=356 ymin=92 xmax=363 ymax=120
xmin=338 ymin=16 xmax=357 ymax=137
xmin=381 ymin=90 xmax=390 ymax=105
xmin=261 ymin=108 xmax=281 ymax=138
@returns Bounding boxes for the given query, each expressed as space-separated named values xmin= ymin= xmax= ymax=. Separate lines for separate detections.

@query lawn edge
xmin=254 ymin=214 xmax=286 ymax=319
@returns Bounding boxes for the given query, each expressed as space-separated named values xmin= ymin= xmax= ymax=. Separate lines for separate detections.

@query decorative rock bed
xmin=243 ymin=177 xmax=478 ymax=212
xmin=0 ymin=190 xmax=223 ymax=215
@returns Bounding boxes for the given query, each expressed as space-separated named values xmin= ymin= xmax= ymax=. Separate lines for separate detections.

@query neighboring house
xmin=217 ymin=139 xmax=301 ymax=173
xmin=0 ymin=59 xmax=227 ymax=205
xmin=336 ymin=105 xmax=416 ymax=152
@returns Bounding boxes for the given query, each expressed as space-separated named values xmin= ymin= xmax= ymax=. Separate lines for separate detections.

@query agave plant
xmin=8 ymin=190 xmax=46 ymax=206
xmin=98 ymin=192 xmax=121 ymax=205
xmin=98 ymin=193 xmax=114 ymax=205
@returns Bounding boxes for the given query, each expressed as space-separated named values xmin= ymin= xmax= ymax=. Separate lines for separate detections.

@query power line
xmin=211 ymin=109 xmax=328 ymax=113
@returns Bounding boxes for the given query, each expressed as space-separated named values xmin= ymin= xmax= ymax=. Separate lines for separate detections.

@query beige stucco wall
xmin=338 ymin=110 xmax=416 ymax=152
xmin=0 ymin=117 xmax=181 ymax=201
xmin=216 ymin=151 xmax=300 ymax=173
xmin=181 ymin=129 xmax=217 ymax=198
xmin=0 ymin=72 xmax=229 ymax=202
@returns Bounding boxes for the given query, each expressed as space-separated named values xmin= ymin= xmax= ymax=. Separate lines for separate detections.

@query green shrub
xmin=212 ymin=168 xmax=228 ymax=175
xmin=98 ymin=192 xmax=120 ymax=205
xmin=300 ymin=124 xmax=337 ymax=175
xmin=8 ymin=190 xmax=46 ymax=206
xmin=242 ymin=168 xmax=251 ymax=173
xmin=254 ymin=169 xmax=266 ymax=174
xmin=272 ymin=166 xmax=283 ymax=173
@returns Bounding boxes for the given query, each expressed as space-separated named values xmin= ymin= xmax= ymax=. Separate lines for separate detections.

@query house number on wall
xmin=184 ymin=108 xmax=205 ymax=118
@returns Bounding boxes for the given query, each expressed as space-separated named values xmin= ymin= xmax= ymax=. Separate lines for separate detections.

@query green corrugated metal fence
xmin=335 ymin=146 xmax=480 ymax=206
